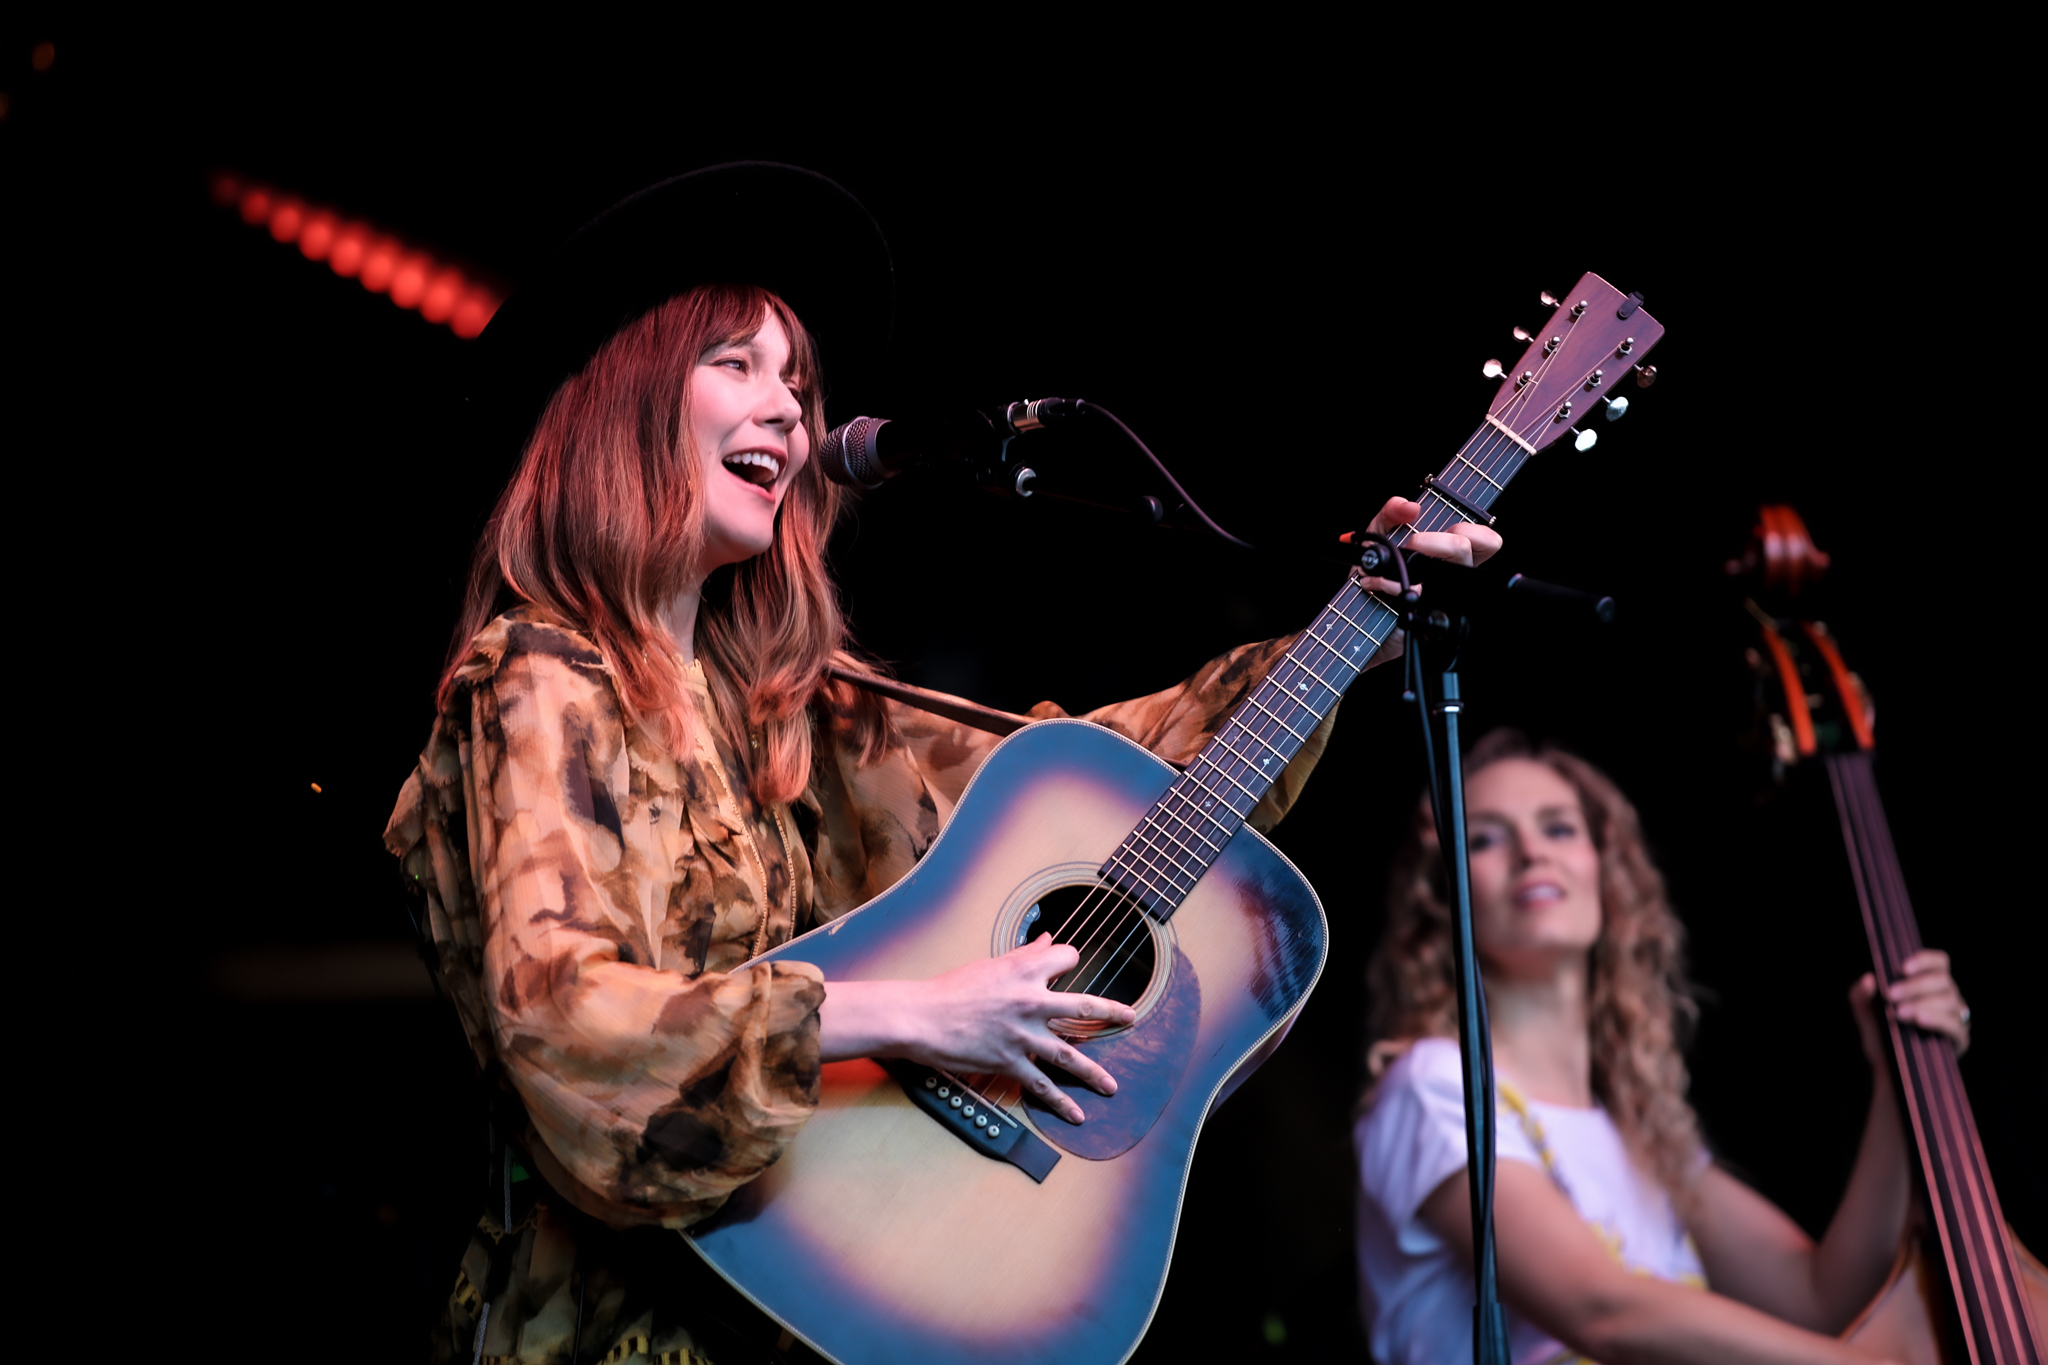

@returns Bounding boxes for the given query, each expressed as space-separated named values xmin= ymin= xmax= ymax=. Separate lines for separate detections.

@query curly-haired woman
xmin=1353 ymin=729 xmax=1969 ymax=1364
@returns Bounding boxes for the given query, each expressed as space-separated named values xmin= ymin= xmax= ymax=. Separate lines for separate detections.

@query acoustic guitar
xmin=684 ymin=273 xmax=1664 ymax=1365
xmin=1737 ymin=508 xmax=2047 ymax=1363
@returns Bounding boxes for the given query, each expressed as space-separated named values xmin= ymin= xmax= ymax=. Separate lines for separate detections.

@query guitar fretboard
xmin=1099 ymin=419 xmax=1537 ymax=919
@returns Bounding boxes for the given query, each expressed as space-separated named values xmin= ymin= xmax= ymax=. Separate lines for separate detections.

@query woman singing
xmin=1353 ymin=729 xmax=1970 ymax=1364
xmin=387 ymin=163 xmax=1495 ymax=1363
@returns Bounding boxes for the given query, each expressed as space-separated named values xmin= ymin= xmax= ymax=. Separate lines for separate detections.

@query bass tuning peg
xmin=1602 ymin=395 xmax=1629 ymax=421
xmin=1483 ymin=358 xmax=1505 ymax=379
xmin=1570 ymin=426 xmax=1598 ymax=452
xmin=1634 ymin=364 xmax=1658 ymax=388
xmin=1540 ymin=290 xmax=1562 ymax=308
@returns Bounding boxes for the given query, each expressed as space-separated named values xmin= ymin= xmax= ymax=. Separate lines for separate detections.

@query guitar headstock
xmin=1484 ymin=271 xmax=1664 ymax=454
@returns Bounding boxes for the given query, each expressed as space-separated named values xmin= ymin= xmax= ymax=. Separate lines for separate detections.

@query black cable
xmin=1073 ymin=400 xmax=1257 ymax=550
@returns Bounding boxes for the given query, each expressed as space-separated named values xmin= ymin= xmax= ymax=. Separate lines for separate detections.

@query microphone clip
xmin=999 ymin=396 xmax=1082 ymax=436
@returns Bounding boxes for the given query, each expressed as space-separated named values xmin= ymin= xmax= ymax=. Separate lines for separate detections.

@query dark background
xmin=12 ymin=23 xmax=2039 ymax=1361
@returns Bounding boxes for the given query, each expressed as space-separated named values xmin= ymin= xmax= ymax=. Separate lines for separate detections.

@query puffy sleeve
xmin=387 ymin=619 xmax=824 ymax=1229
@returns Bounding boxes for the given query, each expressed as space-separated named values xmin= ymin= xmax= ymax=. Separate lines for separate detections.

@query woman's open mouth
xmin=722 ymin=451 xmax=783 ymax=488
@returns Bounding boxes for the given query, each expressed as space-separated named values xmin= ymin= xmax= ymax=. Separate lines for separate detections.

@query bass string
xmin=1871 ymin=797 xmax=2037 ymax=1358
xmin=1837 ymin=754 xmax=2033 ymax=1354
xmin=1847 ymin=754 xmax=2017 ymax=1331
xmin=1840 ymin=756 xmax=1980 ymax=1279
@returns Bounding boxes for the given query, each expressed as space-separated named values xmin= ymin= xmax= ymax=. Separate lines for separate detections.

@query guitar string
xmin=1067 ymin=457 xmax=1515 ymax=1000
xmin=1065 ymin=555 xmax=1422 ymax=996
xmin=1027 ymin=308 xmax=1599 ymax=1116
xmin=1053 ymin=543 xmax=1407 ymax=1000
xmin=1057 ymin=415 xmax=1534 ymax=1004
xmin=1058 ymin=374 xmax=1550 ymax=999
xmin=1042 ymin=325 xmax=1583 ymax=1059
xmin=983 ymin=310 xmax=1595 ymax=1108
xmin=1836 ymin=753 xmax=2029 ymax=1354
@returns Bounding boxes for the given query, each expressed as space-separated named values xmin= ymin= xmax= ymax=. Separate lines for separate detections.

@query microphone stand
xmin=1378 ymin=548 xmax=1612 ymax=1365
xmin=1353 ymin=525 xmax=1508 ymax=1365
xmin=1405 ymin=612 xmax=1512 ymax=1365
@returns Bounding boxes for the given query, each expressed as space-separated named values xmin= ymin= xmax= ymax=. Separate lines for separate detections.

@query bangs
xmin=692 ymin=284 xmax=819 ymax=400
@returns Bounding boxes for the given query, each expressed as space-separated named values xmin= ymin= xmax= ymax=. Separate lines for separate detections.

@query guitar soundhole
xmin=1031 ymin=883 xmax=1157 ymax=1008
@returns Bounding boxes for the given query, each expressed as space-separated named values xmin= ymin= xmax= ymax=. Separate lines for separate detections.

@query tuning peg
xmin=1483 ymin=358 xmax=1505 ymax=379
xmin=1602 ymin=395 xmax=1629 ymax=421
xmin=1513 ymin=326 xmax=1536 ymax=344
xmin=1570 ymin=426 xmax=1598 ymax=452
xmin=1540 ymin=290 xmax=1562 ymax=309
xmin=1634 ymin=364 xmax=1658 ymax=388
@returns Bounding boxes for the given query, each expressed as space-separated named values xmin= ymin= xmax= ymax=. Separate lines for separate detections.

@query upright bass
xmin=1735 ymin=505 xmax=2047 ymax=1363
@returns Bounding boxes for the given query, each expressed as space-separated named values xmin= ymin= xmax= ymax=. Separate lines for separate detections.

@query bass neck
xmin=1825 ymin=749 xmax=2046 ymax=1362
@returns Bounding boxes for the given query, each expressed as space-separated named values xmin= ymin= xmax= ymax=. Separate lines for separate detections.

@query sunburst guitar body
xmin=687 ymin=720 xmax=1324 ymax=1364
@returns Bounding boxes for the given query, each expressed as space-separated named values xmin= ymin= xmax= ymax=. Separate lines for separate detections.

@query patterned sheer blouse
xmin=386 ymin=605 xmax=1339 ymax=1234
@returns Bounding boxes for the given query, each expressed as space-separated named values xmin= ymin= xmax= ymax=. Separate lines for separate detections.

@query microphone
xmin=817 ymin=398 xmax=1083 ymax=488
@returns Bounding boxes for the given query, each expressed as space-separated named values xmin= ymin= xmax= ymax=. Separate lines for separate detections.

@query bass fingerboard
xmin=1099 ymin=418 xmax=1536 ymax=920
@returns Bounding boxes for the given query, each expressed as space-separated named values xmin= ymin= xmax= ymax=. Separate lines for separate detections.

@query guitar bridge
xmin=884 ymin=1062 xmax=1061 ymax=1183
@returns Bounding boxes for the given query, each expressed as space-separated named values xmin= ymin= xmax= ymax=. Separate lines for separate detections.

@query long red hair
xmin=440 ymin=283 xmax=889 ymax=803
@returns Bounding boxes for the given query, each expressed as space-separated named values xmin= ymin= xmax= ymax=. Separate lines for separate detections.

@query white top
xmin=1353 ymin=1038 xmax=1705 ymax=1365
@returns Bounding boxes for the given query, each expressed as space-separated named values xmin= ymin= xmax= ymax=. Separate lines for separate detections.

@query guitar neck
xmin=1824 ymin=751 xmax=2045 ymax=1361
xmin=1099 ymin=420 xmax=1533 ymax=919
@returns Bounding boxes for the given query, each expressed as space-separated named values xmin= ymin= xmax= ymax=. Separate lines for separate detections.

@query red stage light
xmin=419 ymin=268 xmax=466 ymax=324
xmin=388 ymin=252 xmax=434 ymax=310
xmin=239 ymin=187 xmax=274 ymax=226
xmin=269 ymin=198 xmax=306 ymax=244
xmin=359 ymin=239 xmax=401 ymax=294
xmin=329 ymin=224 xmax=369 ymax=278
xmin=298 ymin=210 xmax=338 ymax=262
xmin=451 ymin=289 xmax=500 ymax=339
xmin=215 ymin=172 xmax=499 ymax=339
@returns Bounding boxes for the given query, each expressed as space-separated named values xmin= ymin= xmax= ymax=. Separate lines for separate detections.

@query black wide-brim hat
xmin=468 ymin=161 xmax=894 ymax=462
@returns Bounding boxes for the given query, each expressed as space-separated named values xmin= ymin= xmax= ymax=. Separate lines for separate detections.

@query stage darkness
xmin=17 ymin=28 xmax=2038 ymax=1363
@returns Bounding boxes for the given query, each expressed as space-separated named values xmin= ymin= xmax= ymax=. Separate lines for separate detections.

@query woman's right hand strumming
xmin=817 ymin=934 xmax=1136 ymax=1125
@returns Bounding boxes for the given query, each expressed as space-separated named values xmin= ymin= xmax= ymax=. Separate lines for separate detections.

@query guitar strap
xmin=827 ymin=665 xmax=1034 ymax=737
